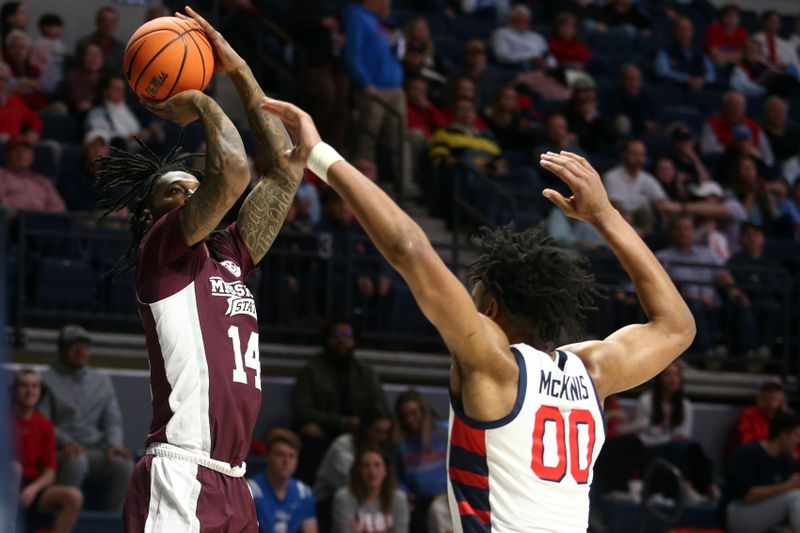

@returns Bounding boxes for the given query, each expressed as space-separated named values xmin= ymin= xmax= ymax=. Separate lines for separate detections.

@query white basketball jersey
xmin=446 ymin=343 xmax=605 ymax=533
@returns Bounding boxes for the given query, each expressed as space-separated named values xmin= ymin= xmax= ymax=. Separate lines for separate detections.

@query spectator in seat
xmin=728 ymin=380 xmax=787 ymax=458
xmin=332 ymin=445 xmax=409 ymax=533
xmin=701 ymin=91 xmax=774 ymax=167
xmin=30 ymin=14 xmax=66 ymax=98
xmin=12 ymin=368 xmax=83 ymax=533
xmin=732 ymin=155 xmax=781 ymax=232
xmin=548 ymin=11 xmax=591 ymax=71
xmin=4 ymin=29 xmax=48 ymax=110
xmin=86 ymin=74 xmax=164 ymax=152
xmin=291 ymin=319 xmax=388 ymax=484
xmin=57 ymin=129 xmax=111 ymax=213
xmin=566 ymin=77 xmax=614 ymax=155
xmin=778 ymin=179 xmax=800 ymax=239
xmin=0 ymin=136 xmax=65 ymax=216
xmin=430 ymin=96 xmax=502 ymax=173
xmin=705 ymin=4 xmax=748 ymax=69
xmin=249 ymin=429 xmax=318 ymax=533
xmin=751 ymin=10 xmax=800 ymax=76
xmin=40 ymin=325 xmax=133 ymax=512
xmin=603 ymin=139 xmax=677 ymax=237
xmin=790 ymin=15 xmax=800 ymax=62
xmin=62 ymin=42 xmax=104 ymax=114
xmin=393 ymin=390 xmax=448 ymax=532
xmin=483 ymin=85 xmax=535 ymax=154
xmin=402 ymin=18 xmax=446 ymax=86
xmin=654 ymin=155 xmax=690 ymax=203
xmin=725 ymin=412 xmax=800 ymax=533
xmin=655 ymin=17 xmax=716 ymax=90
xmin=314 ymin=406 xmax=393 ymax=532
xmin=590 ymin=0 xmax=651 ymax=37
xmin=730 ymin=38 xmax=800 ymax=98
xmin=491 ymin=5 xmax=555 ymax=71
xmin=761 ymin=96 xmax=800 ymax=166
xmin=0 ymin=61 xmax=41 ymax=142
xmin=656 ymin=215 xmax=749 ymax=359
xmin=604 ymin=63 xmax=657 ymax=137
xmin=344 ymin=0 xmax=406 ymax=194
xmin=406 ymin=76 xmax=447 ymax=139
xmin=727 ymin=222 xmax=790 ymax=360
xmin=669 ymin=123 xmax=714 ymax=189
xmin=627 ymin=363 xmax=717 ymax=502
xmin=454 ymin=39 xmax=512 ymax=112
xmin=75 ymin=6 xmax=124 ymax=74
xmin=532 ymin=112 xmax=584 ymax=160
xmin=0 ymin=1 xmax=26 ymax=57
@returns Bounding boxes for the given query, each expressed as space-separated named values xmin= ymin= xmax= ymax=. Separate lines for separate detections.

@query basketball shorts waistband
xmin=145 ymin=443 xmax=247 ymax=478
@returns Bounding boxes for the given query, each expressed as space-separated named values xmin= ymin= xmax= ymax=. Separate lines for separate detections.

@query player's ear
xmin=485 ymin=297 xmax=500 ymax=320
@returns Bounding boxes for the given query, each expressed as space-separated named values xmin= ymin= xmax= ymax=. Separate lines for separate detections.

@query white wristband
xmin=307 ymin=142 xmax=343 ymax=183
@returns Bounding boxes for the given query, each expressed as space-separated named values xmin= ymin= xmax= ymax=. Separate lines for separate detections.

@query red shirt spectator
xmin=705 ymin=5 xmax=748 ymax=67
xmin=727 ymin=380 xmax=785 ymax=457
xmin=705 ymin=24 xmax=748 ymax=54
xmin=14 ymin=409 xmax=57 ymax=482
xmin=0 ymin=94 xmax=42 ymax=139
xmin=406 ymin=76 xmax=448 ymax=137
xmin=0 ymin=137 xmax=66 ymax=214
xmin=548 ymin=12 xmax=591 ymax=68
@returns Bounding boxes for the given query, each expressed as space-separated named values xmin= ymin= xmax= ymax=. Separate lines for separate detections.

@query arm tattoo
xmin=231 ymin=65 xmax=303 ymax=263
xmin=181 ymin=98 xmax=248 ymax=245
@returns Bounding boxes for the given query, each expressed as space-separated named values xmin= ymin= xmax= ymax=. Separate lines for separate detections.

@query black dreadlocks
xmin=95 ymin=136 xmax=202 ymax=278
xmin=468 ymin=223 xmax=599 ymax=344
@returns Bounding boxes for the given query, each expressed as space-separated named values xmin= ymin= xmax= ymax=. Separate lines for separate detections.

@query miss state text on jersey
xmin=446 ymin=344 xmax=605 ymax=533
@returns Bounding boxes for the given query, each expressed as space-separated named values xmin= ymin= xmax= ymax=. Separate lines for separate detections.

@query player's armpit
xmin=180 ymin=97 xmax=249 ymax=246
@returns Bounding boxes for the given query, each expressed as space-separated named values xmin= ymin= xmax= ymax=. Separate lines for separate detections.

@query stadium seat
xmin=40 ymin=113 xmax=82 ymax=144
xmin=689 ymin=88 xmax=724 ymax=112
xmin=103 ymin=270 xmax=137 ymax=316
xmin=34 ymin=257 xmax=97 ymax=312
xmin=646 ymin=84 xmax=687 ymax=108
xmin=21 ymin=212 xmax=85 ymax=260
xmin=588 ymin=31 xmax=636 ymax=57
xmin=659 ymin=106 xmax=706 ymax=135
xmin=32 ymin=143 xmax=60 ymax=182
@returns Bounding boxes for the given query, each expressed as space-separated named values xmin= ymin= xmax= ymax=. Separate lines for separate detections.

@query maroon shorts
xmin=123 ymin=455 xmax=258 ymax=532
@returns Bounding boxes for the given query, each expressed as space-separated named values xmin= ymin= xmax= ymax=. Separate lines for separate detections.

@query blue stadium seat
xmin=40 ymin=113 xmax=82 ymax=144
xmin=739 ymin=10 xmax=760 ymax=34
xmin=659 ymin=106 xmax=706 ymax=135
xmin=74 ymin=511 xmax=123 ymax=533
xmin=103 ymin=270 xmax=136 ymax=316
xmin=32 ymin=143 xmax=59 ymax=182
xmin=588 ymin=31 xmax=636 ymax=57
xmin=21 ymin=212 xmax=85 ymax=260
xmin=688 ymin=88 xmax=724 ymax=112
xmin=35 ymin=257 xmax=97 ymax=312
xmin=646 ymin=84 xmax=687 ymax=108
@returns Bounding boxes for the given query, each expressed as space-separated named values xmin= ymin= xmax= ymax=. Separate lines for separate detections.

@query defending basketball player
xmin=97 ymin=8 xmax=303 ymax=532
xmin=261 ymin=98 xmax=696 ymax=532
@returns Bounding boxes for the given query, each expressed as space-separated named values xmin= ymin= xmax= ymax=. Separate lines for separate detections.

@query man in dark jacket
xmin=290 ymin=318 xmax=387 ymax=483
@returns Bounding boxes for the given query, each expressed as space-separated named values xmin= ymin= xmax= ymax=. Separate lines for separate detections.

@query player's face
xmin=266 ymin=442 xmax=298 ymax=480
xmin=59 ymin=340 xmax=91 ymax=370
xmin=145 ymin=171 xmax=200 ymax=223
xmin=398 ymin=400 xmax=423 ymax=433
xmin=358 ymin=451 xmax=387 ymax=489
xmin=15 ymin=375 xmax=41 ymax=409
xmin=367 ymin=418 xmax=392 ymax=446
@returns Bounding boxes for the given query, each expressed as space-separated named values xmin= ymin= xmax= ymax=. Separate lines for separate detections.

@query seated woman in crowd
xmin=332 ymin=445 xmax=409 ymax=533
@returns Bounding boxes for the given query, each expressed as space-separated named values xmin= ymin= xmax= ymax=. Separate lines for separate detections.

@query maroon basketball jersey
xmin=135 ymin=208 xmax=261 ymax=467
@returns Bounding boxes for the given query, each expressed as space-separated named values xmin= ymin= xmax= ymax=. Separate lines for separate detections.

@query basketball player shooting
xmin=261 ymin=98 xmax=696 ymax=532
xmin=96 ymin=8 xmax=302 ymax=532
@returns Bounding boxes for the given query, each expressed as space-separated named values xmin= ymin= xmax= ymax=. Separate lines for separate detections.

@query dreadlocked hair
xmin=468 ymin=223 xmax=599 ymax=343
xmin=95 ymin=136 xmax=202 ymax=279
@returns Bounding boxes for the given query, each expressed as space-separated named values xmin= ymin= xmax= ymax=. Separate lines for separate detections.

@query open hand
xmin=176 ymin=6 xmax=246 ymax=75
xmin=106 ymin=444 xmax=133 ymax=461
xmin=260 ymin=97 xmax=322 ymax=171
xmin=539 ymin=151 xmax=615 ymax=225
xmin=141 ymin=89 xmax=206 ymax=126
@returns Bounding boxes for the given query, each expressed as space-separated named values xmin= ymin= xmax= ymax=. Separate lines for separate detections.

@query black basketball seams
xmin=176 ymin=19 xmax=210 ymax=89
xmin=131 ymin=27 xmax=206 ymax=96
xmin=164 ymin=34 xmax=189 ymax=99
xmin=124 ymin=27 xmax=180 ymax=57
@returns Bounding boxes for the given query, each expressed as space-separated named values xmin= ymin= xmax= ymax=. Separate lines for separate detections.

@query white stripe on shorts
xmin=144 ymin=456 xmax=202 ymax=533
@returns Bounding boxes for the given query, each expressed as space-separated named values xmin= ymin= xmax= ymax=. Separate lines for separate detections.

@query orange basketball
xmin=123 ymin=17 xmax=214 ymax=101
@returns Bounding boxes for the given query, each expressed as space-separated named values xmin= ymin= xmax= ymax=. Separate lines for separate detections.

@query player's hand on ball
xmin=176 ymin=6 xmax=245 ymax=75
xmin=260 ymin=97 xmax=322 ymax=170
xmin=141 ymin=89 xmax=205 ymax=127
xmin=539 ymin=151 xmax=614 ymax=225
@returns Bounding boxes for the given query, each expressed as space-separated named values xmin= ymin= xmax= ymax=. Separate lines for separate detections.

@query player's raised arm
xmin=261 ymin=97 xmax=510 ymax=372
xmin=142 ymin=90 xmax=249 ymax=246
xmin=539 ymin=152 xmax=696 ymax=399
xmin=178 ymin=7 xmax=303 ymax=263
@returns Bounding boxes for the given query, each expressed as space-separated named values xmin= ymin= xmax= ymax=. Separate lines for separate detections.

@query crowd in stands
xmin=3 ymin=0 xmax=800 ymax=530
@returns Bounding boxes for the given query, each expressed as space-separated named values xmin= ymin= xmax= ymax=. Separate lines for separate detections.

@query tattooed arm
xmin=180 ymin=6 xmax=303 ymax=263
xmin=142 ymin=90 xmax=249 ymax=246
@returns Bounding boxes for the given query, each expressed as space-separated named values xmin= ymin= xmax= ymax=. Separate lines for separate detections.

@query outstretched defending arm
xmin=539 ymin=152 xmax=695 ymax=400
xmin=179 ymin=7 xmax=303 ymax=263
xmin=260 ymin=98 xmax=511 ymax=375
xmin=142 ymin=90 xmax=249 ymax=246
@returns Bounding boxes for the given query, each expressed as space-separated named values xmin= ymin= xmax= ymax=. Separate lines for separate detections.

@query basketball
xmin=123 ymin=16 xmax=214 ymax=101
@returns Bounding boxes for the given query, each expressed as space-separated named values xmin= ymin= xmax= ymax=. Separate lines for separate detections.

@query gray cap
xmin=58 ymin=324 xmax=91 ymax=346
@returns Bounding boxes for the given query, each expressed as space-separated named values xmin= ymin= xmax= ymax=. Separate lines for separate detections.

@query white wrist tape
xmin=307 ymin=142 xmax=343 ymax=183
